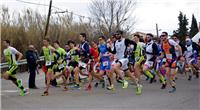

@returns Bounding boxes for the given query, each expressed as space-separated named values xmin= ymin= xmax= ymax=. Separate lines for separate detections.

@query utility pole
xmin=44 ymin=0 xmax=52 ymax=38
xmin=156 ymin=23 xmax=159 ymax=37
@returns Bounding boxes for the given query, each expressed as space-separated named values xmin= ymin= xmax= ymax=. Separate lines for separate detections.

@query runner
xmin=41 ymin=38 xmax=57 ymax=96
xmin=183 ymin=37 xmax=198 ymax=81
xmin=67 ymin=40 xmax=82 ymax=89
xmin=155 ymin=39 xmax=167 ymax=89
xmin=2 ymin=40 xmax=28 ymax=96
xmin=160 ymin=32 xmax=182 ymax=93
xmin=110 ymin=30 xmax=142 ymax=95
xmin=85 ymin=41 xmax=102 ymax=90
xmin=131 ymin=34 xmax=145 ymax=80
xmin=98 ymin=36 xmax=115 ymax=90
xmin=52 ymin=41 xmax=68 ymax=90
xmin=143 ymin=33 xmax=159 ymax=83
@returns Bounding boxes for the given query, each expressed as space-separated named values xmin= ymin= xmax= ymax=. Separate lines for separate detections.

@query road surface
xmin=1 ymin=70 xmax=200 ymax=110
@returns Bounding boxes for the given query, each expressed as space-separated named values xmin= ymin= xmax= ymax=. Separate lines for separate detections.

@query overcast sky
xmin=1 ymin=0 xmax=200 ymax=35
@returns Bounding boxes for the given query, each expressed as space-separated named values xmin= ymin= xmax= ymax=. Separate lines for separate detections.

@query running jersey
xmin=161 ymin=39 xmax=177 ymax=60
xmin=3 ymin=46 xmax=19 ymax=66
xmin=114 ymin=38 xmax=126 ymax=59
xmin=112 ymin=38 xmax=136 ymax=59
xmin=79 ymin=41 xmax=90 ymax=58
xmin=42 ymin=45 xmax=54 ymax=61
xmin=65 ymin=50 xmax=71 ymax=65
xmin=145 ymin=41 xmax=158 ymax=61
xmin=185 ymin=45 xmax=193 ymax=58
xmin=69 ymin=48 xmax=80 ymax=62
xmin=90 ymin=47 xmax=99 ymax=62
xmin=184 ymin=43 xmax=198 ymax=59
xmin=55 ymin=47 xmax=67 ymax=61
xmin=99 ymin=43 xmax=110 ymax=65
xmin=134 ymin=42 xmax=144 ymax=61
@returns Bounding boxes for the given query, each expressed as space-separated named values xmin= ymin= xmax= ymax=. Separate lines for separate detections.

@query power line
xmin=53 ymin=10 xmax=92 ymax=20
xmin=15 ymin=0 xmax=62 ymax=10
xmin=15 ymin=0 xmax=93 ymax=21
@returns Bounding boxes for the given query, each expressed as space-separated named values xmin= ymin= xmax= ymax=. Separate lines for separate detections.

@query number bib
xmin=102 ymin=61 xmax=109 ymax=66
xmin=45 ymin=61 xmax=52 ymax=66
xmin=58 ymin=64 xmax=64 ymax=70
xmin=166 ymin=54 xmax=172 ymax=59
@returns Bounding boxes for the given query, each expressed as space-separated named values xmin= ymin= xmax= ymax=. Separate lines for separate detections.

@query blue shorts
xmin=100 ymin=61 xmax=111 ymax=71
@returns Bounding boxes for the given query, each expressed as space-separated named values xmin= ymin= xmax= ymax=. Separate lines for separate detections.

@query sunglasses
xmin=160 ymin=35 xmax=166 ymax=37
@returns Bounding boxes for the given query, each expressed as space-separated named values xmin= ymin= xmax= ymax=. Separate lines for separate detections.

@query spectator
xmin=26 ymin=45 xmax=39 ymax=89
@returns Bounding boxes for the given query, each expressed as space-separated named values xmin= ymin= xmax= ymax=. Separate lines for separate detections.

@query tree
xmin=189 ymin=14 xmax=199 ymax=38
xmin=89 ymin=0 xmax=136 ymax=36
xmin=174 ymin=12 xmax=189 ymax=41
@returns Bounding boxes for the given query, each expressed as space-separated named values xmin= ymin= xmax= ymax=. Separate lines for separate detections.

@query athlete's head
xmin=115 ymin=30 xmax=123 ymax=40
xmin=160 ymin=32 xmax=168 ymax=42
xmin=79 ymin=33 xmax=87 ymax=42
xmin=185 ymin=38 xmax=192 ymax=46
xmin=99 ymin=36 xmax=106 ymax=44
xmin=67 ymin=40 xmax=75 ymax=49
xmin=53 ymin=40 xmax=60 ymax=49
xmin=43 ymin=38 xmax=50 ymax=46
xmin=91 ymin=41 xmax=98 ymax=49
xmin=172 ymin=34 xmax=179 ymax=43
xmin=28 ymin=45 xmax=35 ymax=51
xmin=146 ymin=33 xmax=153 ymax=42
xmin=65 ymin=43 xmax=70 ymax=52
xmin=133 ymin=34 xmax=140 ymax=42
xmin=111 ymin=34 xmax=116 ymax=42
xmin=3 ymin=40 xmax=10 ymax=47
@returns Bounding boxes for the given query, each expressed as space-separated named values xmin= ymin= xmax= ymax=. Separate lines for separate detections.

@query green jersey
xmin=69 ymin=48 xmax=80 ymax=62
xmin=55 ymin=47 xmax=67 ymax=61
xmin=3 ymin=46 xmax=19 ymax=66
xmin=42 ymin=45 xmax=55 ymax=66
xmin=134 ymin=43 xmax=143 ymax=59
xmin=134 ymin=42 xmax=145 ymax=64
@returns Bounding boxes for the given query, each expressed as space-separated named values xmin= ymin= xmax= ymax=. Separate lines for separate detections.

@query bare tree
xmin=89 ymin=0 xmax=136 ymax=35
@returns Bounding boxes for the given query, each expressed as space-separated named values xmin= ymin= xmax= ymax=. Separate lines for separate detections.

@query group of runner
xmin=1 ymin=30 xmax=199 ymax=96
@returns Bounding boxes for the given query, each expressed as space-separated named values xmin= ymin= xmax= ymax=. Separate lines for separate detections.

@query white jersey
xmin=185 ymin=45 xmax=193 ymax=58
xmin=114 ymin=38 xmax=126 ymax=59
xmin=145 ymin=41 xmax=154 ymax=61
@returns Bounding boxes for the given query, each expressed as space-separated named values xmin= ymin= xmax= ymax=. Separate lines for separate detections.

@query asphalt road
xmin=1 ymin=70 xmax=200 ymax=110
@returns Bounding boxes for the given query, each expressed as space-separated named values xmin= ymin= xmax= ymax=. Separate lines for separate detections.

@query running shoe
xmin=161 ymin=83 xmax=167 ymax=89
xmin=169 ymin=87 xmax=176 ymax=93
xmin=41 ymin=91 xmax=49 ymax=96
xmin=19 ymin=89 xmax=29 ymax=96
xmin=136 ymin=85 xmax=142 ymax=95
xmin=122 ymin=80 xmax=128 ymax=89
xmin=107 ymin=85 xmax=115 ymax=91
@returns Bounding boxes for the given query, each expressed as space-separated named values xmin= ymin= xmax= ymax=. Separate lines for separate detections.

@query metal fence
xmin=0 ymin=56 xmax=44 ymax=69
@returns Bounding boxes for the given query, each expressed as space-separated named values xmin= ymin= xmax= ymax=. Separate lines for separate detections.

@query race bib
xmin=103 ymin=61 xmax=109 ymax=66
xmin=148 ymin=61 xmax=154 ymax=67
xmin=45 ymin=61 xmax=52 ymax=66
xmin=58 ymin=64 xmax=64 ymax=70
xmin=79 ymin=62 xmax=87 ymax=68
xmin=166 ymin=54 xmax=172 ymax=59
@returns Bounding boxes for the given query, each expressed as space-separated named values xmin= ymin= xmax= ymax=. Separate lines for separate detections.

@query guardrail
xmin=0 ymin=56 xmax=45 ymax=69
